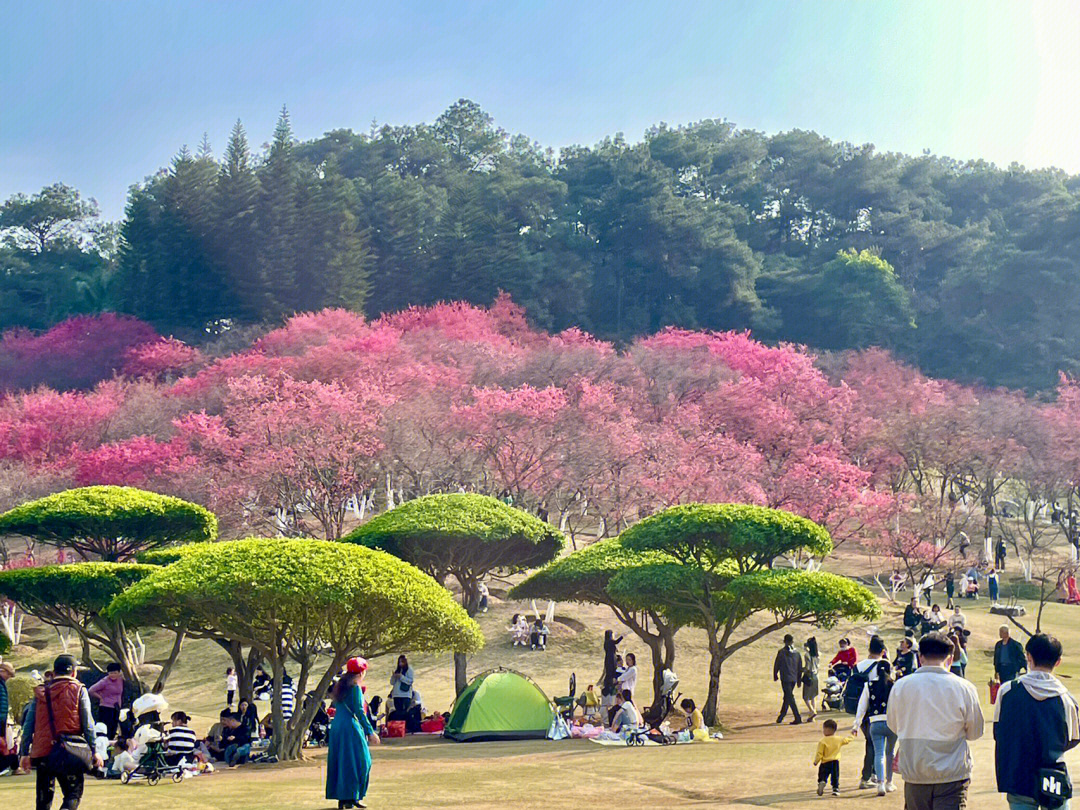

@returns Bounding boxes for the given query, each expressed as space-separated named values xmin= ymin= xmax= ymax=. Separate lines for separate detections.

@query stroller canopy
xmin=445 ymin=668 xmax=554 ymax=742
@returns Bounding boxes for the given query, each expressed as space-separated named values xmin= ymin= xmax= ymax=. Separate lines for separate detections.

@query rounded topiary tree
xmin=107 ymin=537 xmax=484 ymax=761
xmin=617 ymin=503 xmax=880 ymax=725
xmin=343 ymin=493 xmax=564 ymax=693
xmin=0 ymin=562 xmax=156 ymax=688
xmin=510 ymin=539 xmax=682 ymax=710
xmin=0 ymin=486 xmax=218 ymax=562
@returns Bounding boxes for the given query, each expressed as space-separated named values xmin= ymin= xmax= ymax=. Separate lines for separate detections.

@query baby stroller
xmin=120 ymin=739 xmax=183 ymax=786
xmin=628 ymin=668 xmax=680 ymax=746
xmin=821 ymin=663 xmax=850 ymax=713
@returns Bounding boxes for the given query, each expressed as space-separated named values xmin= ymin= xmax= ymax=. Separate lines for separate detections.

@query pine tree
xmin=255 ymin=106 xmax=300 ymax=317
xmin=214 ymin=120 xmax=264 ymax=321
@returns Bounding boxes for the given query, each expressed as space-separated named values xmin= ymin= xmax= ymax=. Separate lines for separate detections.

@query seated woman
xmin=508 ymin=614 xmax=530 ymax=647
xmin=608 ymin=690 xmax=641 ymax=734
xmin=680 ymin=698 xmax=708 ymax=740
xmin=829 ymin=638 xmax=857 ymax=669
xmin=237 ymin=699 xmax=259 ymax=737
xmin=902 ymin=599 xmax=921 ymax=630
xmin=529 ymin=618 xmax=550 ymax=651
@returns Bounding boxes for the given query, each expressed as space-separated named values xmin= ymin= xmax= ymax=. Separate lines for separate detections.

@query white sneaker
xmin=886 ymin=782 xmax=897 ymax=793
xmin=859 ymin=779 xmax=877 ymax=789
xmin=0 ymin=768 xmax=12 ymax=777
xmin=877 ymin=784 xmax=887 ymax=797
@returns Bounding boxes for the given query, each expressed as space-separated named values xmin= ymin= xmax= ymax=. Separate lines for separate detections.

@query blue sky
xmin=3 ymin=0 xmax=1079 ymax=219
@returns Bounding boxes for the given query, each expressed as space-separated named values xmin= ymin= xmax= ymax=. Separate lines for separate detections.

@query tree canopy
xmin=345 ymin=493 xmax=562 ymax=692
xmin=107 ymin=537 xmax=482 ymax=759
xmin=0 ymin=485 xmax=218 ymax=561
xmin=616 ymin=503 xmax=878 ymax=724
xmin=0 ymin=562 xmax=155 ymax=686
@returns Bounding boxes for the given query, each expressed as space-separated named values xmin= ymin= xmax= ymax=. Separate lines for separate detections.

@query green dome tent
xmin=444 ymin=668 xmax=554 ymax=742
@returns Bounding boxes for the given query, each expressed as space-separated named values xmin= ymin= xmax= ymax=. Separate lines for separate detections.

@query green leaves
xmin=0 ymin=562 xmax=155 ymax=616
xmin=509 ymin=538 xmax=669 ymax=603
xmin=619 ymin=503 xmax=832 ymax=571
xmin=723 ymin=569 xmax=881 ymax=626
xmin=343 ymin=493 xmax=564 ymax=577
xmin=0 ymin=486 xmax=218 ymax=561
xmin=108 ymin=537 xmax=484 ymax=657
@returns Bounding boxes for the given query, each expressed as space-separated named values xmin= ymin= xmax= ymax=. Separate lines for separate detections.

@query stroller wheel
xmin=147 ymin=772 xmax=160 ymax=786
xmin=172 ymin=771 xmax=184 ymax=783
xmin=120 ymin=771 xmax=131 ymax=784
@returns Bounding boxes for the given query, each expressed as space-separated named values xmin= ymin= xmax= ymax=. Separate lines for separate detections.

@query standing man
xmin=995 ymin=626 xmax=1028 ymax=684
xmin=995 ymin=633 xmax=1080 ymax=810
xmin=773 ymin=634 xmax=804 ymax=725
xmin=0 ymin=662 xmax=13 ymax=741
xmin=996 ymin=539 xmax=1009 ymax=571
xmin=86 ymin=663 xmax=125 ymax=739
xmin=852 ymin=636 xmax=896 ymax=793
xmin=19 ymin=654 xmax=102 ymax=810
xmin=887 ymin=632 xmax=984 ymax=810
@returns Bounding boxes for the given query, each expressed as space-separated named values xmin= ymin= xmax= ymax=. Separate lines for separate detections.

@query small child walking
xmin=813 ymin=718 xmax=854 ymax=796
xmin=226 ymin=667 xmax=238 ymax=706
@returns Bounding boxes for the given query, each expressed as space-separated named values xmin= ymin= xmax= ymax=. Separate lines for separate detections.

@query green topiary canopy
xmin=0 ymin=486 xmax=218 ymax=561
xmin=343 ymin=493 xmax=564 ymax=582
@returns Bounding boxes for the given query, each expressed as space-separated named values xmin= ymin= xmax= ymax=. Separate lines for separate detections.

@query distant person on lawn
xmin=774 ymin=634 xmax=804 ymax=725
xmin=19 ymin=654 xmax=102 ymax=810
xmin=327 ymin=657 xmax=379 ymax=810
xmin=87 ymin=662 xmax=125 ymax=739
xmin=995 ymin=626 xmax=1028 ymax=683
xmin=995 ymin=633 xmax=1080 ymax=810
xmin=887 ymin=632 xmax=984 ymax=810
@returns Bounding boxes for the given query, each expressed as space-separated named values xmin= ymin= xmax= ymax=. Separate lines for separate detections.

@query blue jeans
xmin=869 ymin=720 xmax=896 ymax=784
xmin=1008 ymin=795 xmax=1069 ymax=810
xmin=224 ymin=743 xmax=250 ymax=766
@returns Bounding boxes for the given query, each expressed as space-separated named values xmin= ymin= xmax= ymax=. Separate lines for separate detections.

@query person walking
xmin=803 ymin=637 xmax=820 ymax=720
xmin=602 ymin=630 xmax=622 ymax=692
xmin=86 ymin=663 xmax=124 ymax=740
xmin=996 ymin=626 xmax=1028 ymax=684
xmin=945 ymin=572 xmax=956 ymax=609
xmin=389 ymin=655 xmax=414 ymax=715
xmin=887 ymin=632 xmax=984 ymax=810
xmin=853 ymin=636 xmax=897 ymax=795
xmin=995 ymin=633 xmax=1080 ymax=810
xmin=19 ymin=654 xmax=102 ymax=810
xmin=326 ymin=657 xmax=379 ymax=810
xmin=0 ymin=662 xmax=13 ymax=742
xmin=773 ymin=634 xmax=804 ymax=725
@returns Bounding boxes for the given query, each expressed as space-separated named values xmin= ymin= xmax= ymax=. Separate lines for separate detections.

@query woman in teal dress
xmin=326 ymin=657 xmax=380 ymax=809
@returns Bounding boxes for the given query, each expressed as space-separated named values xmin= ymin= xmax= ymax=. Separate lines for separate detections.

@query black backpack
xmin=843 ymin=660 xmax=886 ymax=716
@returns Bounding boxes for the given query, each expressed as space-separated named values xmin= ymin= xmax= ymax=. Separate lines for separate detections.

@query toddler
xmin=813 ymin=718 xmax=854 ymax=796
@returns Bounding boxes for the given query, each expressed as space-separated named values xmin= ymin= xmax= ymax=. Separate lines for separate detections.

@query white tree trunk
xmin=0 ymin=602 xmax=22 ymax=645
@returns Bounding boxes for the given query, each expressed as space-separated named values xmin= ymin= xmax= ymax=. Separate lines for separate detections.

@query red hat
xmin=346 ymin=657 xmax=368 ymax=674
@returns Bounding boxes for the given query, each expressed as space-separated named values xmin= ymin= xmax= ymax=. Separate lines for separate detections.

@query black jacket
xmin=994 ymin=638 xmax=1027 ymax=681
xmin=995 ymin=672 xmax=1080 ymax=799
xmin=773 ymin=646 xmax=803 ymax=684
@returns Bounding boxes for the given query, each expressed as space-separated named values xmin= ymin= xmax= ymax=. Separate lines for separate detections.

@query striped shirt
xmin=165 ymin=726 xmax=197 ymax=755
xmin=280 ymin=685 xmax=296 ymax=720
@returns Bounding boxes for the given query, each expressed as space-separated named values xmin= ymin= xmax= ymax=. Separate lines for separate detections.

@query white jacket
xmin=886 ymin=665 xmax=984 ymax=784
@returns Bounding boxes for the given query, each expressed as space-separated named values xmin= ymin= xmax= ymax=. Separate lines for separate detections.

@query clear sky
xmin=3 ymin=0 xmax=1079 ymax=219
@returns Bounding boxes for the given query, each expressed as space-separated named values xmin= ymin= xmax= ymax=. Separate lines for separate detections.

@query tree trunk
xmin=703 ymin=641 xmax=723 ymax=727
xmin=454 ymin=651 xmax=468 ymax=696
xmin=152 ymin=629 xmax=186 ymax=693
xmin=646 ymin=629 xmax=676 ymax=714
xmin=454 ymin=575 xmax=481 ymax=695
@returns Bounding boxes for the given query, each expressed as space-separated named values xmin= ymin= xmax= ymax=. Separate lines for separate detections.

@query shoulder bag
xmin=43 ymin=685 xmax=94 ymax=775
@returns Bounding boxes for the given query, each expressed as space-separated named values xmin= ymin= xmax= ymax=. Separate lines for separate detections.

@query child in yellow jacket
xmin=813 ymin=718 xmax=855 ymax=796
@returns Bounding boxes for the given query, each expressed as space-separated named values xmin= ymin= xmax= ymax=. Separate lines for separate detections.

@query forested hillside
xmin=3 ymin=99 xmax=1079 ymax=390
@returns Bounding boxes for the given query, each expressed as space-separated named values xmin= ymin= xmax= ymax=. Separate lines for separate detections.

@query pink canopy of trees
xmin=0 ymin=300 xmax=1073 ymax=575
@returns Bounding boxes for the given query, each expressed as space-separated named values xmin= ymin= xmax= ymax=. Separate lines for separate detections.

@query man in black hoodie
xmin=995 ymin=633 xmax=1080 ymax=809
xmin=773 ymin=634 xmax=804 ymax=725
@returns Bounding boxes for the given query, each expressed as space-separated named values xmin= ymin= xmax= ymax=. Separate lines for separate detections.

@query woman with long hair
xmin=389 ymin=654 xmax=414 ymax=715
xmin=602 ymin=629 xmax=623 ymax=691
xmin=802 ymin=636 xmax=819 ymax=720
xmin=326 ymin=658 xmax=379 ymax=810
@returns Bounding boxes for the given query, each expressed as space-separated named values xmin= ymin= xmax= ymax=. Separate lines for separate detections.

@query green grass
xmin=4 ymin=564 xmax=1080 ymax=809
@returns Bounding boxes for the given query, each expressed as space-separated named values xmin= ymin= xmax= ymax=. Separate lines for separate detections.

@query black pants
xmin=35 ymin=760 xmax=84 ymax=810
xmin=777 ymin=680 xmax=801 ymax=722
xmin=996 ymin=553 xmax=1006 ymax=570
xmin=393 ymin=697 xmax=411 ymax=714
xmin=97 ymin=705 xmax=119 ymax=739
xmin=227 ymin=689 xmax=235 ymax=706
xmin=818 ymin=760 xmax=839 ymax=790
xmin=860 ymin=718 xmax=875 ymax=781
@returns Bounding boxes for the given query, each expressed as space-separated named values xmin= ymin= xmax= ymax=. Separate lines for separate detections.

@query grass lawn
xmin=4 ymin=558 xmax=1080 ymax=809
